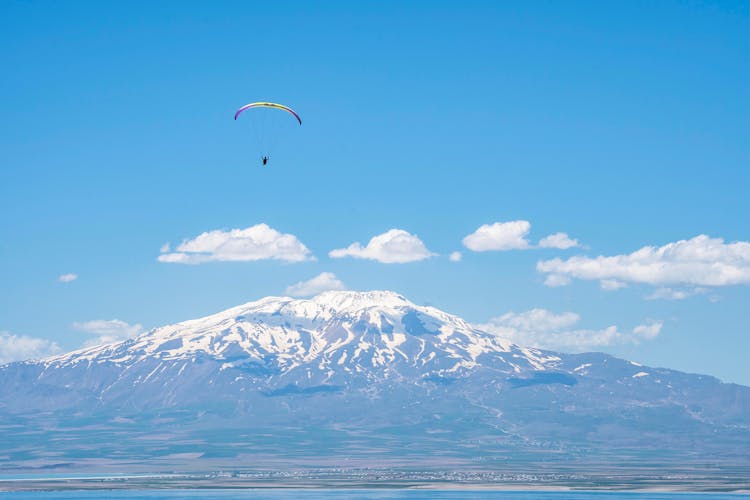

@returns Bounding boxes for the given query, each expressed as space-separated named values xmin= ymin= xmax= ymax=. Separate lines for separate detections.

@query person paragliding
xmin=234 ymin=102 xmax=301 ymax=167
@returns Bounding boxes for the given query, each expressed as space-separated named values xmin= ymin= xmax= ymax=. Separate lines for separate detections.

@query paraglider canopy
xmin=234 ymin=102 xmax=301 ymax=165
xmin=234 ymin=102 xmax=302 ymax=125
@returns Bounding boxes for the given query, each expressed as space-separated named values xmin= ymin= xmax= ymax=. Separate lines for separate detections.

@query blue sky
xmin=1 ymin=1 xmax=748 ymax=383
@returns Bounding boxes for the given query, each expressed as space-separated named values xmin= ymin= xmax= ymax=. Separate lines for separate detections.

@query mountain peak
xmin=47 ymin=289 xmax=546 ymax=375
xmin=199 ymin=290 xmax=419 ymax=326
xmin=308 ymin=290 xmax=413 ymax=311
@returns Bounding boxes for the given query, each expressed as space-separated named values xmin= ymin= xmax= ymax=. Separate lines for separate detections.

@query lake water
xmin=1 ymin=491 xmax=747 ymax=499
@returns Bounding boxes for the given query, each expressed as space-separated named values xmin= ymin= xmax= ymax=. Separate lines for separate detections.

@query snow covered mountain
xmin=1 ymin=291 xmax=748 ymax=472
xmin=45 ymin=290 xmax=559 ymax=385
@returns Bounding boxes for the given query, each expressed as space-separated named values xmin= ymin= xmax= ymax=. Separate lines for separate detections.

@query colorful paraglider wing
xmin=234 ymin=102 xmax=302 ymax=124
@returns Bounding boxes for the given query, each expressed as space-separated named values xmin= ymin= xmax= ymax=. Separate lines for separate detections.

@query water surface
xmin=2 ymin=490 xmax=747 ymax=499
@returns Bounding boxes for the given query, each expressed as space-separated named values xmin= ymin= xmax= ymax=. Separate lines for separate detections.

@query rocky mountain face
xmin=1 ymin=291 xmax=748 ymax=472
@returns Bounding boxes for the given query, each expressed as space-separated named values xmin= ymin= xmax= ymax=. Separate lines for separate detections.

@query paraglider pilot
xmin=262 ymin=156 xmax=269 ymax=166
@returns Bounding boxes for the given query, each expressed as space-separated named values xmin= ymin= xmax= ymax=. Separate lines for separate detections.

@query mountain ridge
xmin=1 ymin=290 xmax=748 ymax=473
xmin=41 ymin=290 xmax=556 ymax=379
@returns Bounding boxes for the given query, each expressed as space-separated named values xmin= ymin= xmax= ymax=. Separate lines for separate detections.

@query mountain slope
xmin=1 ymin=291 xmax=748 ymax=473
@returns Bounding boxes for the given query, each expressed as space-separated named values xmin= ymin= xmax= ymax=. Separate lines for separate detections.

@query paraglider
xmin=234 ymin=102 xmax=301 ymax=166
xmin=234 ymin=102 xmax=302 ymax=124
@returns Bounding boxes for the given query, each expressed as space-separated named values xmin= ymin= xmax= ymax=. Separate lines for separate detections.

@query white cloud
xmin=492 ymin=308 xmax=580 ymax=331
xmin=158 ymin=223 xmax=313 ymax=264
xmin=537 ymin=235 xmax=750 ymax=288
xmin=58 ymin=273 xmax=78 ymax=283
xmin=449 ymin=251 xmax=462 ymax=262
xmin=73 ymin=319 xmax=144 ymax=347
xmin=543 ymin=274 xmax=571 ymax=287
xmin=475 ymin=309 xmax=662 ymax=352
xmin=538 ymin=232 xmax=580 ymax=249
xmin=462 ymin=220 xmax=531 ymax=251
xmin=632 ymin=321 xmax=662 ymax=340
xmin=462 ymin=221 xmax=582 ymax=253
xmin=645 ymin=287 xmax=707 ymax=301
xmin=285 ymin=272 xmax=347 ymax=297
xmin=0 ymin=331 xmax=61 ymax=364
xmin=329 ymin=229 xmax=435 ymax=264
xmin=160 ymin=242 xmax=170 ymax=253
xmin=600 ymin=279 xmax=627 ymax=291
